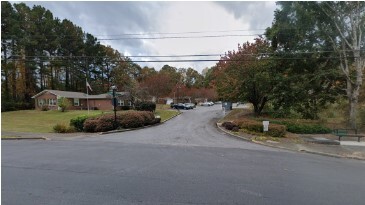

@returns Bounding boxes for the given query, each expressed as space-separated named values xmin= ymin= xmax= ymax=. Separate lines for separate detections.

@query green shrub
xmin=233 ymin=118 xmax=286 ymax=137
xmin=53 ymin=124 xmax=75 ymax=133
xmin=270 ymin=120 xmax=331 ymax=134
xmin=135 ymin=101 xmax=156 ymax=112
xmin=266 ymin=124 xmax=286 ymax=137
xmin=57 ymin=97 xmax=70 ymax=112
xmin=70 ymin=115 xmax=89 ymax=131
xmin=1 ymin=101 xmax=16 ymax=112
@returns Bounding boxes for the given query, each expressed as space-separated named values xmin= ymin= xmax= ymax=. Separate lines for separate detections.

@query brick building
xmin=32 ymin=90 xmax=131 ymax=111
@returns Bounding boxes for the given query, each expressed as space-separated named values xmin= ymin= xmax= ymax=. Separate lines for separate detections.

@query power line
xmin=94 ymin=29 xmax=267 ymax=36
xmin=2 ymin=29 xmax=267 ymax=38
xmin=7 ymin=50 xmax=362 ymax=59
xmin=4 ymin=56 xmax=354 ymax=63
xmin=98 ymin=34 xmax=265 ymax=40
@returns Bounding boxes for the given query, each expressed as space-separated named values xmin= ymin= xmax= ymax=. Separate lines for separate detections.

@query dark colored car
xmin=171 ymin=103 xmax=192 ymax=110
xmin=184 ymin=103 xmax=196 ymax=109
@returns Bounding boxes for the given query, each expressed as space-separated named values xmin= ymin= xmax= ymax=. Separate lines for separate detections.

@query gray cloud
xmin=214 ymin=1 xmax=276 ymax=30
xmin=25 ymin=1 xmax=164 ymax=55
xmin=20 ymin=1 xmax=277 ymax=72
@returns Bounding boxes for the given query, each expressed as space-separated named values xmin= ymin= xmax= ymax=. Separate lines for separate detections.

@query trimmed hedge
xmin=232 ymin=119 xmax=286 ymax=138
xmin=270 ymin=120 xmax=331 ymax=134
xmin=135 ymin=101 xmax=156 ymax=112
xmin=119 ymin=112 xmax=145 ymax=128
xmin=83 ymin=110 xmax=160 ymax=132
xmin=83 ymin=119 xmax=100 ymax=132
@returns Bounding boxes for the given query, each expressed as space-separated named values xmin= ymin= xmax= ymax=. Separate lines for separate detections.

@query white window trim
xmin=38 ymin=99 xmax=45 ymax=106
xmin=48 ymin=99 xmax=56 ymax=106
xmin=118 ymin=99 xmax=124 ymax=106
xmin=74 ymin=98 xmax=80 ymax=106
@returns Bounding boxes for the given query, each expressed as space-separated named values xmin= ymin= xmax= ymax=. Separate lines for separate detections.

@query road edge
xmin=216 ymin=123 xmax=364 ymax=161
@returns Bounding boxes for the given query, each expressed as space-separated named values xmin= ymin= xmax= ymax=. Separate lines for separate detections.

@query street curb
xmin=2 ymin=137 xmax=48 ymax=140
xmin=161 ymin=110 xmax=182 ymax=123
xmin=100 ymin=111 xmax=182 ymax=135
xmin=216 ymin=123 xmax=365 ymax=161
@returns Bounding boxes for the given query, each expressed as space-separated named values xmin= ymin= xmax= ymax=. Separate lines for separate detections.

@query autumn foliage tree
xmin=214 ymin=38 xmax=276 ymax=115
xmin=139 ymin=72 xmax=176 ymax=101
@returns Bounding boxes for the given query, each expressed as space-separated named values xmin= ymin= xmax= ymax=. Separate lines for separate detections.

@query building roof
xmin=31 ymin=90 xmax=129 ymax=100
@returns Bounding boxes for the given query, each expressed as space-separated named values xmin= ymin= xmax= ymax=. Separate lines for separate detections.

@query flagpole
xmin=86 ymin=79 xmax=90 ymax=115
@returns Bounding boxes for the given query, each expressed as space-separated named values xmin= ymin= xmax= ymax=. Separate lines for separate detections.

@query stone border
xmin=216 ymin=123 xmax=364 ymax=161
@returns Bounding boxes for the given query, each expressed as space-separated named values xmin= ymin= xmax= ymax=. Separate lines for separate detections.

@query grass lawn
xmin=2 ymin=109 xmax=179 ymax=133
xmin=1 ymin=110 xmax=106 ymax=133
xmin=155 ymin=109 xmax=180 ymax=122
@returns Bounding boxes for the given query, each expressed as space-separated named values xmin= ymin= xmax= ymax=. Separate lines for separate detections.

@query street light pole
xmin=111 ymin=85 xmax=117 ymax=129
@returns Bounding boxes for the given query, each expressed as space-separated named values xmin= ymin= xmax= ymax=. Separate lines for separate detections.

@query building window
xmin=118 ymin=99 xmax=124 ymax=106
xmin=49 ymin=99 xmax=56 ymax=106
xmin=74 ymin=98 xmax=80 ymax=106
xmin=38 ymin=99 xmax=45 ymax=106
xmin=128 ymin=101 xmax=132 ymax=106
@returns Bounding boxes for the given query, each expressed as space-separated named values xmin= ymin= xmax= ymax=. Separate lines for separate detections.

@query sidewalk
xmin=217 ymin=123 xmax=365 ymax=160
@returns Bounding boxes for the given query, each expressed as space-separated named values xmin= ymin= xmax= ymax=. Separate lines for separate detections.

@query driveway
xmin=2 ymin=106 xmax=365 ymax=205
xmin=83 ymin=106 xmax=277 ymax=151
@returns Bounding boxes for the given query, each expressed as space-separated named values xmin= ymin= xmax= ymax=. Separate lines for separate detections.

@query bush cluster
xmin=53 ymin=124 xmax=75 ymax=133
xmin=83 ymin=119 xmax=101 ymax=132
xmin=222 ymin=121 xmax=239 ymax=131
xmin=233 ymin=119 xmax=286 ymax=138
xmin=135 ymin=101 xmax=156 ymax=112
xmin=41 ymin=105 xmax=49 ymax=111
xmin=70 ymin=115 xmax=90 ymax=131
xmin=120 ymin=105 xmax=130 ymax=110
xmin=270 ymin=120 xmax=331 ymax=134
xmin=1 ymin=101 xmax=34 ymax=112
xmin=83 ymin=111 xmax=160 ymax=132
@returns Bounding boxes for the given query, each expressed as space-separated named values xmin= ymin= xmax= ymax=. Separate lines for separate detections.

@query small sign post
xmin=263 ymin=121 xmax=269 ymax=132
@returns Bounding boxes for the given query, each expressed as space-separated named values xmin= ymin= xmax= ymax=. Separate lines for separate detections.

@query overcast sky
xmin=23 ymin=1 xmax=277 ymax=73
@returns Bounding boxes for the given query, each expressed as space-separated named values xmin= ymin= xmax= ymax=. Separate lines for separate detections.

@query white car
xmin=202 ymin=102 xmax=213 ymax=106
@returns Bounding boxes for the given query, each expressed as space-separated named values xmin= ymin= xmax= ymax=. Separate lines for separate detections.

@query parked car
xmin=201 ymin=101 xmax=214 ymax=106
xmin=184 ymin=103 xmax=196 ymax=109
xmin=171 ymin=103 xmax=192 ymax=110
xmin=201 ymin=102 xmax=211 ymax=106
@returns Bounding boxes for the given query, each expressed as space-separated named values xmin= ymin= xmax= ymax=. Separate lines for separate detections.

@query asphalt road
xmin=2 ymin=106 xmax=365 ymax=205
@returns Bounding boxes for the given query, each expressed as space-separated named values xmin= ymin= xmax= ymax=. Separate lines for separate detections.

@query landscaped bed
xmin=2 ymin=109 xmax=179 ymax=133
xmin=219 ymin=108 xmax=334 ymax=143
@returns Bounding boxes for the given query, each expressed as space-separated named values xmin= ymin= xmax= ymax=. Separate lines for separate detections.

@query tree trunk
xmin=349 ymin=49 xmax=365 ymax=129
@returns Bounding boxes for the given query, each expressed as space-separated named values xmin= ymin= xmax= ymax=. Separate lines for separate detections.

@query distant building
xmin=31 ymin=90 xmax=131 ymax=110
